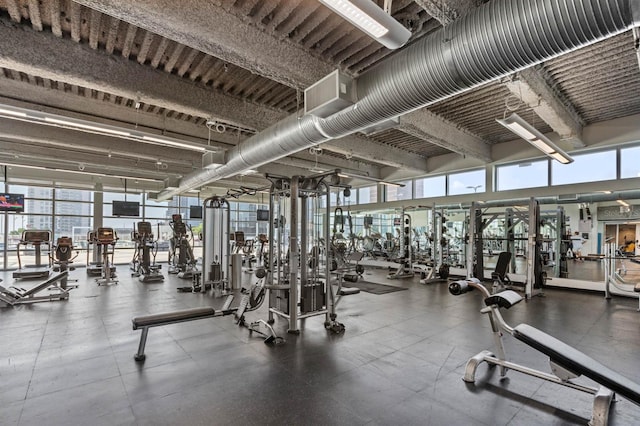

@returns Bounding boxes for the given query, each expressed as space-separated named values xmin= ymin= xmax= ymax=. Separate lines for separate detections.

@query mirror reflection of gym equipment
xmin=130 ymin=221 xmax=164 ymax=283
xmin=168 ymin=214 xmax=198 ymax=279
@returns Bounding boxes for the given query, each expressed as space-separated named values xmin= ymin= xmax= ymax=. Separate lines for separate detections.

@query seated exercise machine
xmin=13 ymin=230 xmax=52 ymax=280
xmin=51 ymin=236 xmax=78 ymax=290
xmin=95 ymin=227 xmax=118 ymax=285
xmin=168 ymin=214 xmax=197 ymax=279
xmin=130 ymin=221 xmax=164 ymax=283
xmin=0 ymin=271 xmax=70 ymax=306
xmin=449 ymin=278 xmax=640 ymax=426
xmin=131 ymin=268 xmax=281 ymax=361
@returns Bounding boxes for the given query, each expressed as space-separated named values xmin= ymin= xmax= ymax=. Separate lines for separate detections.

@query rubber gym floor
xmin=2 ymin=266 xmax=640 ymax=426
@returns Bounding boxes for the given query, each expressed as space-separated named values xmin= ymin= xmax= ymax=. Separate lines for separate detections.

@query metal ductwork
xmin=156 ymin=0 xmax=640 ymax=200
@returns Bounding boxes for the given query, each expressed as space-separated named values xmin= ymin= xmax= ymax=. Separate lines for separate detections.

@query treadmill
xmin=13 ymin=230 xmax=53 ymax=280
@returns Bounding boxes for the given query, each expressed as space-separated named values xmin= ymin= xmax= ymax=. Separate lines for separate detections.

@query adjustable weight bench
xmin=449 ymin=279 xmax=640 ymax=426
xmin=132 ymin=299 xmax=236 ymax=361
xmin=0 ymin=271 xmax=70 ymax=306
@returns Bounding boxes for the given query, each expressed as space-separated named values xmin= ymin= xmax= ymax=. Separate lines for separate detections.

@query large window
xmin=385 ymin=180 xmax=413 ymax=202
xmin=415 ymin=175 xmax=446 ymax=198
xmin=358 ymin=185 xmax=378 ymax=204
xmin=496 ymin=160 xmax=549 ymax=191
xmin=552 ymin=150 xmax=616 ymax=185
xmin=448 ymin=169 xmax=486 ymax=195
xmin=621 ymin=146 xmax=640 ymax=179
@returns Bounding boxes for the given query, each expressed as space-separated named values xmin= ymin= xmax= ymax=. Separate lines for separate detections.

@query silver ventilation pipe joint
xmin=157 ymin=0 xmax=640 ymax=200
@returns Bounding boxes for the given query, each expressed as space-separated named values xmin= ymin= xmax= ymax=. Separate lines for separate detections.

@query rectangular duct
xmin=304 ymin=70 xmax=355 ymax=118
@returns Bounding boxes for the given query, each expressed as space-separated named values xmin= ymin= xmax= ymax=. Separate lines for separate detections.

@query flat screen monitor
xmin=189 ymin=205 xmax=203 ymax=219
xmin=364 ymin=216 xmax=373 ymax=226
xmin=112 ymin=201 xmax=140 ymax=217
xmin=256 ymin=209 xmax=269 ymax=221
xmin=393 ymin=217 xmax=402 ymax=226
xmin=0 ymin=193 xmax=24 ymax=213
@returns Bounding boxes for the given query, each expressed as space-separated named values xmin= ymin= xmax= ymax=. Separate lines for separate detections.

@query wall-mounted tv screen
xmin=364 ymin=216 xmax=373 ymax=226
xmin=190 ymin=205 xmax=203 ymax=219
xmin=0 ymin=193 xmax=24 ymax=213
xmin=112 ymin=201 xmax=140 ymax=217
xmin=257 ymin=209 xmax=270 ymax=221
xmin=393 ymin=217 xmax=402 ymax=226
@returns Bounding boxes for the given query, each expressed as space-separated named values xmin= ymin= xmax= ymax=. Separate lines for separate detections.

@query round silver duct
xmin=158 ymin=0 xmax=640 ymax=199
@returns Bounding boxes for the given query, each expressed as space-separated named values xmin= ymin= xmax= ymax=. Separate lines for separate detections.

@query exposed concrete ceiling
xmin=0 ymin=0 xmax=638 ymax=197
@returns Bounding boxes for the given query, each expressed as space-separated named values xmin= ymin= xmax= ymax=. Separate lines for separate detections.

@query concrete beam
xmin=0 ymin=18 xmax=282 ymax=131
xmin=504 ymin=67 xmax=585 ymax=148
xmin=414 ymin=0 xmax=478 ymax=24
xmin=73 ymin=0 xmax=333 ymax=89
xmin=69 ymin=2 xmax=481 ymax=169
xmin=0 ymin=18 xmax=428 ymax=174
xmin=399 ymin=109 xmax=492 ymax=162
xmin=323 ymin=135 xmax=429 ymax=172
xmin=0 ymin=117 xmax=201 ymax=172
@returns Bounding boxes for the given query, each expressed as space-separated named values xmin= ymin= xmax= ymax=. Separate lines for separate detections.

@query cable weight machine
xmin=200 ymin=196 xmax=231 ymax=293
xmin=266 ymin=171 xmax=350 ymax=334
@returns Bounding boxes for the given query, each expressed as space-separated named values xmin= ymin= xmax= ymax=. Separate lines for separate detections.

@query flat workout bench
xmin=132 ymin=303 xmax=236 ymax=361
xmin=449 ymin=279 xmax=640 ymax=426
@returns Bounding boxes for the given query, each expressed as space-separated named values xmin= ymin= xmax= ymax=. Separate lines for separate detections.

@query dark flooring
xmin=2 ymin=265 xmax=640 ymax=426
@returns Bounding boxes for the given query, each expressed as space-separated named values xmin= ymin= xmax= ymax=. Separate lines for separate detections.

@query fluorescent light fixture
xmin=319 ymin=0 xmax=411 ymax=49
xmin=141 ymin=135 xmax=207 ymax=152
xmin=496 ymin=113 xmax=573 ymax=164
xmin=44 ymin=117 xmax=131 ymax=137
xmin=0 ymin=106 xmax=28 ymax=118
xmin=0 ymin=102 xmax=212 ymax=153
xmin=337 ymin=170 xmax=404 ymax=187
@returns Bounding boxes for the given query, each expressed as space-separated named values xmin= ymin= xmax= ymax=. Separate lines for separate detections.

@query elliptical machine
xmin=131 ymin=221 xmax=164 ymax=283
xmin=168 ymin=214 xmax=197 ymax=279
xmin=95 ymin=227 xmax=118 ymax=286
xmin=51 ymin=236 xmax=78 ymax=290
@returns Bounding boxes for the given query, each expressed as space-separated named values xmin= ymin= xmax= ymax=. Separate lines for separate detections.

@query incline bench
xmin=132 ymin=297 xmax=236 ymax=361
xmin=449 ymin=279 xmax=640 ymax=426
xmin=0 ymin=271 xmax=69 ymax=306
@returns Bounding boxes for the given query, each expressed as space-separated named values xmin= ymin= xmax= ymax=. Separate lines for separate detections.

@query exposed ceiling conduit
xmin=156 ymin=0 xmax=640 ymax=200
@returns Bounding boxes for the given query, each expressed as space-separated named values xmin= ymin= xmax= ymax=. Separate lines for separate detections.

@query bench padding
xmin=484 ymin=290 xmax=522 ymax=309
xmin=132 ymin=307 xmax=215 ymax=329
xmin=514 ymin=324 xmax=640 ymax=405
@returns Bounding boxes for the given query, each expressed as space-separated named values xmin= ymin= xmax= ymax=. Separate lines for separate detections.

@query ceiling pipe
xmin=156 ymin=0 xmax=640 ymax=200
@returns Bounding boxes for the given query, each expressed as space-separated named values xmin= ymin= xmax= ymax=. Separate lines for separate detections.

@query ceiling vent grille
xmin=304 ymin=70 xmax=355 ymax=118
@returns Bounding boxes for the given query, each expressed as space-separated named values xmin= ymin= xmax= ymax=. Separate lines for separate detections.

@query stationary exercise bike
xmin=130 ymin=221 xmax=164 ymax=283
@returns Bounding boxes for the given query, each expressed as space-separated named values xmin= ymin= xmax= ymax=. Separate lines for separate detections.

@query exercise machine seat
xmin=513 ymin=324 xmax=640 ymax=405
xmin=484 ymin=290 xmax=522 ymax=309
xmin=491 ymin=251 xmax=512 ymax=282
xmin=132 ymin=307 xmax=215 ymax=329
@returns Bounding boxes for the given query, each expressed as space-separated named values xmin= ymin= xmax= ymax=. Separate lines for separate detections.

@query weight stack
xmin=301 ymin=282 xmax=325 ymax=313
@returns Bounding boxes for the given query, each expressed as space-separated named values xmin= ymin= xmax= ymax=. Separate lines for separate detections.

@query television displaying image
xmin=0 ymin=193 xmax=24 ymax=213
xmin=190 ymin=205 xmax=203 ymax=219
xmin=257 ymin=209 xmax=270 ymax=221
xmin=112 ymin=200 xmax=140 ymax=217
